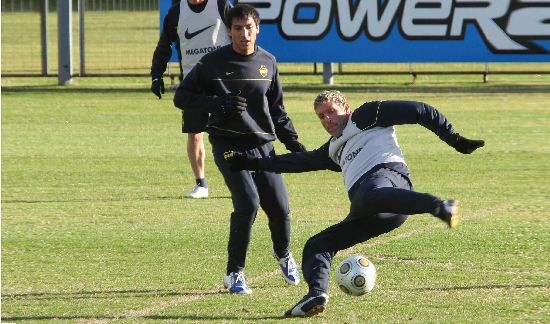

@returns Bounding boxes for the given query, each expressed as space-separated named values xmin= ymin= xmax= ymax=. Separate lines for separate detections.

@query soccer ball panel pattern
xmin=336 ymin=255 xmax=377 ymax=296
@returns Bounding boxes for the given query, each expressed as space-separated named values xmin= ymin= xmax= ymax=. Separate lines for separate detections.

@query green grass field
xmin=2 ymin=75 xmax=549 ymax=322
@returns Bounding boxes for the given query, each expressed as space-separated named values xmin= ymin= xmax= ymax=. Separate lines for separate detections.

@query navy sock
xmin=196 ymin=178 xmax=207 ymax=188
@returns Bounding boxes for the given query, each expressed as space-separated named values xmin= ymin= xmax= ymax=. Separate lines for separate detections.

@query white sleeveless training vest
xmin=177 ymin=0 xmax=231 ymax=75
xmin=328 ymin=116 xmax=407 ymax=191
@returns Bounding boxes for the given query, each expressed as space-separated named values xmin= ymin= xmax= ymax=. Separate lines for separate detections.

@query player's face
xmin=314 ymin=100 xmax=351 ymax=137
xmin=230 ymin=16 xmax=259 ymax=55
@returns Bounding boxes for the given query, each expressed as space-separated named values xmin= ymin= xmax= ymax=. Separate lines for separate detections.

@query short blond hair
xmin=313 ymin=90 xmax=347 ymax=110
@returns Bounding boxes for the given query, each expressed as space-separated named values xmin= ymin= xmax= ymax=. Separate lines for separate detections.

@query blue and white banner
xmin=161 ymin=0 xmax=550 ymax=62
xmin=159 ymin=0 xmax=180 ymax=62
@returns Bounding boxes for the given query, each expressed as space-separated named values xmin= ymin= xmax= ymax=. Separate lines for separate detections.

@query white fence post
xmin=323 ymin=63 xmax=334 ymax=85
xmin=79 ymin=0 xmax=86 ymax=76
xmin=40 ymin=0 xmax=49 ymax=76
xmin=57 ymin=0 xmax=73 ymax=85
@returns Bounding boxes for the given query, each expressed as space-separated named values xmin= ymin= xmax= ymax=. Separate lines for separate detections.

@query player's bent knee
xmin=381 ymin=214 xmax=408 ymax=232
xmin=187 ymin=132 xmax=204 ymax=143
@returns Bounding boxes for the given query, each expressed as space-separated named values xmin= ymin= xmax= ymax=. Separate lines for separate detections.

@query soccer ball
xmin=336 ymin=255 xmax=377 ymax=296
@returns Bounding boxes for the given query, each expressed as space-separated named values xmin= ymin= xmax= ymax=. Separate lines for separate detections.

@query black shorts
xmin=181 ymin=109 xmax=208 ymax=133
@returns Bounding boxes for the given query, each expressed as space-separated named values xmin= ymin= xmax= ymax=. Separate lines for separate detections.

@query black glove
xmin=151 ymin=78 xmax=165 ymax=99
xmin=284 ymin=140 xmax=307 ymax=153
xmin=223 ymin=150 xmax=258 ymax=171
xmin=453 ymin=134 xmax=485 ymax=154
xmin=212 ymin=94 xmax=247 ymax=115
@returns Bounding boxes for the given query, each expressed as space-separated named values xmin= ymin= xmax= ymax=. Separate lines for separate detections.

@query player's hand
xmin=284 ymin=140 xmax=307 ymax=153
xmin=151 ymin=78 xmax=165 ymax=99
xmin=223 ymin=150 xmax=258 ymax=171
xmin=453 ymin=134 xmax=485 ymax=154
xmin=213 ymin=93 xmax=247 ymax=115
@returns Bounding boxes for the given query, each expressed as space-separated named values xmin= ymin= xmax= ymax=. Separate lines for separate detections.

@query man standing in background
xmin=150 ymin=0 xmax=232 ymax=198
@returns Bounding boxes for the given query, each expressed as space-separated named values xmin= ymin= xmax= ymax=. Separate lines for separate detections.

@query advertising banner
xmin=161 ymin=0 xmax=550 ymax=62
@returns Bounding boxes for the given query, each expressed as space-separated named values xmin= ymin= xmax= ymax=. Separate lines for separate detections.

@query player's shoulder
xmin=218 ymin=0 xmax=232 ymax=7
xmin=255 ymin=46 xmax=277 ymax=62
xmin=351 ymin=101 xmax=381 ymax=127
xmin=164 ymin=3 xmax=180 ymax=25
xmin=353 ymin=101 xmax=379 ymax=113
xmin=199 ymin=44 xmax=231 ymax=63
xmin=168 ymin=2 xmax=180 ymax=16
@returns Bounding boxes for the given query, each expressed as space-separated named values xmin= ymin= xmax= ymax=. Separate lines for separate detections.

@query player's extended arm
xmin=224 ymin=142 xmax=340 ymax=173
xmin=353 ymin=100 xmax=484 ymax=154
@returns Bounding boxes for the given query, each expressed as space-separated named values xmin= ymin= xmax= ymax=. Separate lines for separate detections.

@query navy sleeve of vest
xmin=257 ymin=141 xmax=341 ymax=173
xmin=150 ymin=4 xmax=180 ymax=79
xmin=352 ymin=100 xmax=460 ymax=147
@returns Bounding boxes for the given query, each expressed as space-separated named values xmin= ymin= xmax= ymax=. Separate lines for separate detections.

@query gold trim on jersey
xmin=208 ymin=126 xmax=274 ymax=135
xmin=212 ymin=78 xmax=272 ymax=81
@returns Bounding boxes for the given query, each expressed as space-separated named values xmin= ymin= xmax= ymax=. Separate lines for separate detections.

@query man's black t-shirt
xmin=174 ymin=44 xmax=300 ymax=148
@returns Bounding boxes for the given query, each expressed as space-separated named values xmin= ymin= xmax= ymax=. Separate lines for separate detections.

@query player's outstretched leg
xmin=284 ymin=292 xmax=329 ymax=317
xmin=434 ymin=200 xmax=460 ymax=228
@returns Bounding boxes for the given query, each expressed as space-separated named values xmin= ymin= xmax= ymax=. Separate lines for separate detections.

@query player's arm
xmin=224 ymin=141 xmax=341 ymax=173
xmin=150 ymin=5 xmax=179 ymax=99
xmin=173 ymin=61 xmax=211 ymax=110
xmin=267 ymin=65 xmax=307 ymax=153
xmin=353 ymin=100 xmax=485 ymax=154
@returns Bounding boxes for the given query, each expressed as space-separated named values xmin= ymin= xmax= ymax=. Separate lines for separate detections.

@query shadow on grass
xmin=2 ymin=85 xmax=150 ymax=95
xmin=3 ymin=288 xmax=221 ymax=300
xmin=284 ymin=83 xmax=550 ymax=95
xmin=2 ymin=83 xmax=550 ymax=95
xmin=413 ymin=283 xmax=549 ymax=291
xmin=142 ymin=315 xmax=286 ymax=321
xmin=2 ymin=289 xmax=287 ymax=322
xmin=1 ymin=195 xmax=231 ymax=204
xmin=2 ymin=315 xmax=285 ymax=321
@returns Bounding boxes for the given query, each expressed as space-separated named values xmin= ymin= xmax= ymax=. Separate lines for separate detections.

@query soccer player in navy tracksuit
xmin=151 ymin=0 xmax=232 ymax=199
xmin=173 ymin=4 xmax=306 ymax=294
xmin=224 ymin=90 xmax=485 ymax=316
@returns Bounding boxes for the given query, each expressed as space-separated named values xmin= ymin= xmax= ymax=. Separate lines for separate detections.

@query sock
xmin=432 ymin=200 xmax=444 ymax=219
xmin=196 ymin=178 xmax=207 ymax=188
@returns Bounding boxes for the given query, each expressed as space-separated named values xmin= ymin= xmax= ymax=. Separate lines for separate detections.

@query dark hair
xmin=226 ymin=4 xmax=260 ymax=28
